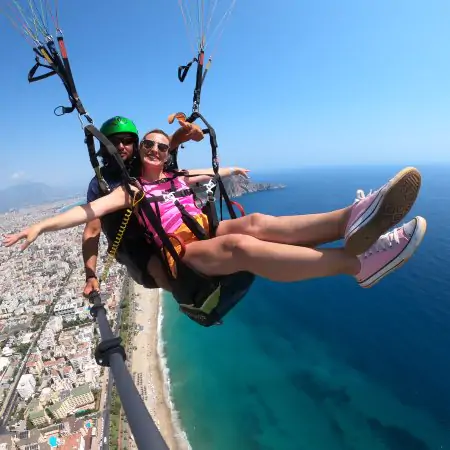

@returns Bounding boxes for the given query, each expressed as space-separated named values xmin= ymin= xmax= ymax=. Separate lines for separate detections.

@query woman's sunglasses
xmin=141 ymin=139 xmax=170 ymax=152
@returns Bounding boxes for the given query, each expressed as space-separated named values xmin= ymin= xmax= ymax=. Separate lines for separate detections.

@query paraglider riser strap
xmin=27 ymin=40 xmax=90 ymax=118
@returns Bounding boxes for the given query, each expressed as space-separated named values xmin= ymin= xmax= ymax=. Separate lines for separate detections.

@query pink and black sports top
xmin=136 ymin=173 xmax=203 ymax=246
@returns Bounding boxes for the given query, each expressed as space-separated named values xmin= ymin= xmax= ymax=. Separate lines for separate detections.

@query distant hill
xmin=193 ymin=174 xmax=285 ymax=203
xmin=222 ymin=175 xmax=285 ymax=198
xmin=0 ymin=177 xmax=285 ymax=213
xmin=0 ymin=182 xmax=84 ymax=213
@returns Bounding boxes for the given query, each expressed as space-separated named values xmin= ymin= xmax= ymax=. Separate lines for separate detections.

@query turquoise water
xmin=162 ymin=164 xmax=450 ymax=450
xmin=59 ymin=198 xmax=86 ymax=212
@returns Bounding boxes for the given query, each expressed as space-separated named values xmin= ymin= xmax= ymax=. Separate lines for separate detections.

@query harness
xmin=134 ymin=169 xmax=254 ymax=326
xmin=23 ymin=29 xmax=255 ymax=327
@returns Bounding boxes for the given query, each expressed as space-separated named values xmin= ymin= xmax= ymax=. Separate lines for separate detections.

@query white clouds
xmin=11 ymin=171 xmax=25 ymax=180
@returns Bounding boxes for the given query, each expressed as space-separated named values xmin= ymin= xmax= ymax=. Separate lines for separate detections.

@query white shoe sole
xmin=346 ymin=167 xmax=422 ymax=255
xmin=358 ymin=216 xmax=427 ymax=288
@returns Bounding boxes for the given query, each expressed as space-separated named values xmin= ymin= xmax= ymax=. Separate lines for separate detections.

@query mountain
xmin=0 ymin=176 xmax=285 ymax=213
xmin=195 ymin=174 xmax=286 ymax=202
xmin=0 ymin=182 xmax=84 ymax=213
xmin=222 ymin=175 xmax=285 ymax=198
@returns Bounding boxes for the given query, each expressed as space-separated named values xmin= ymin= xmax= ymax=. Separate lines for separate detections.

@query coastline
xmin=130 ymin=283 xmax=191 ymax=450
xmin=58 ymin=197 xmax=86 ymax=212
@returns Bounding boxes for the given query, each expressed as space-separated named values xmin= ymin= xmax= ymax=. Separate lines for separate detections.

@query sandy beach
xmin=128 ymin=282 xmax=190 ymax=450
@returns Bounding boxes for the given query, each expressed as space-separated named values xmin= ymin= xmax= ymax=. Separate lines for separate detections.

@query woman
xmin=3 ymin=126 xmax=426 ymax=289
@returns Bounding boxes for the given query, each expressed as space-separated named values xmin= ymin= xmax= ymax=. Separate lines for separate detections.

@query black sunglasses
xmin=141 ymin=139 xmax=170 ymax=152
xmin=109 ymin=135 xmax=136 ymax=147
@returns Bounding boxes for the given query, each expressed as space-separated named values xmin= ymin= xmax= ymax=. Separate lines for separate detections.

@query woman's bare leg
xmin=216 ymin=208 xmax=351 ymax=248
xmin=217 ymin=167 xmax=422 ymax=251
xmin=183 ymin=233 xmax=359 ymax=282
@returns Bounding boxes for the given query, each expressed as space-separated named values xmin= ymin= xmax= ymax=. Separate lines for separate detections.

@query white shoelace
xmin=353 ymin=188 xmax=373 ymax=204
xmin=362 ymin=228 xmax=401 ymax=257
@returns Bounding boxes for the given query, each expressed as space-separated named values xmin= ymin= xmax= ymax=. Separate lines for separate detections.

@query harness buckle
xmin=163 ymin=192 xmax=177 ymax=203
xmin=204 ymin=179 xmax=216 ymax=195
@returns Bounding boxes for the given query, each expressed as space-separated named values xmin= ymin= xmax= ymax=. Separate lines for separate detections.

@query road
xmin=0 ymin=267 xmax=135 ymax=450
xmin=99 ymin=370 xmax=114 ymax=450
xmin=0 ymin=266 xmax=74 ymax=430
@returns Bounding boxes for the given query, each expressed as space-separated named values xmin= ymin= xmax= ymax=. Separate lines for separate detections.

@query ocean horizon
xmin=159 ymin=163 xmax=450 ymax=450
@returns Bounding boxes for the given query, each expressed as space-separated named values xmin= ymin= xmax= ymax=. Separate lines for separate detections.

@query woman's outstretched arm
xmin=184 ymin=167 xmax=250 ymax=185
xmin=2 ymin=185 xmax=135 ymax=251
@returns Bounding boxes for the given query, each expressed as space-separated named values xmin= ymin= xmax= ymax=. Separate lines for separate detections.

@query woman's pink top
xmin=137 ymin=173 xmax=202 ymax=246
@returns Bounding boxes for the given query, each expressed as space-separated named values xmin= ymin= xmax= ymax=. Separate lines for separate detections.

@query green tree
xmin=16 ymin=343 xmax=30 ymax=356
xmin=45 ymin=408 xmax=55 ymax=420
xmin=26 ymin=418 xmax=34 ymax=430
xmin=17 ymin=409 xmax=25 ymax=421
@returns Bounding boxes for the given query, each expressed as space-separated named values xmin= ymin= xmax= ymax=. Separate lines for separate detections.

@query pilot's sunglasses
xmin=109 ymin=136 xmax=136 ymax=147
xmin=141 ymin=139 xmax=170 ymax=152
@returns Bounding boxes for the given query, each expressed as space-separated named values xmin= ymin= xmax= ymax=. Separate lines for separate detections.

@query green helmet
xmin=100 ymin=116 xmax=139 ymax=138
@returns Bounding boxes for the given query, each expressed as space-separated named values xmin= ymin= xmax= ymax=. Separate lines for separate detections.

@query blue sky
xmin=0 ymin=0 xmax=449 ymax=189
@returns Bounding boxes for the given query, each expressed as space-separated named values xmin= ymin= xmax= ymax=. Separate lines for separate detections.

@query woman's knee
xmin=222 ymin=233 xmax=259 ymax=259
xmin=184 ymin=234 xmax=260 ymax=276
xmin=244 ymin=213 xmax=273 ymax=236
xmin=218 ymin=212 xmax=272 ymax=236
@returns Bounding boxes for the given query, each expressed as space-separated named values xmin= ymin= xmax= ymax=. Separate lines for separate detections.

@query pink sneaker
xmin=345 ymin=167 xmax=421 ymax=255
xmin=356 ymin=216 xmax=426 ymax=288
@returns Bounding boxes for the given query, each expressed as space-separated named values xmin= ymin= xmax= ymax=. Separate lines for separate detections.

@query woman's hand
xmin=2 ymin=224 xmax=42 ymax=251
xmin=179 ymin=119 xmax=204 ymax=142
xmin=232 ymin=168 xmax=250 ymax=178
xmin=168 ymin=112 xmax=204 ymax=143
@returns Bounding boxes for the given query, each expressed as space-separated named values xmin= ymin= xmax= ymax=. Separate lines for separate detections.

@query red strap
xmin=231 ymin=201 xmax=246 ymax=217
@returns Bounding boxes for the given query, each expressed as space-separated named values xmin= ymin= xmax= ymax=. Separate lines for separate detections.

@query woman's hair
xmin=140 ymin=128 xmax=170 ymax=142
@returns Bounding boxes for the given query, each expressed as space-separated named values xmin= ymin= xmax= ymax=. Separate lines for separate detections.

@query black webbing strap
xmin=175 ymin=200 xmax=208 ymax=241
xmin=84 ymin=130 xmax=111 ymax=195
xmin=203 ymin=198 xmax=220 ymax=236
xmin=27 ymin=38 xmax=89 ymax=118
xmin=140 ymin=173 xmax=212 ymax=200
xmin=136 ymin=170 xmax=222 ymax=267
xmin=192 ymin=51 xmax=204 ymax=112
xmin=178 ymin=59 xmax=195 ymax=82
xmin=84 ymin=125 xmax=135 ymax=194
xmin=182 ymin=110 xmax=241 ymax=227
xmin=28 ymin=56 xmax=56 ymax=82
xmin=55 ymin=36 xmax=86 ymax=115
xmin=134 ymin=176 xmax=185 ymax=264
xmin=29 ymin=46 xmax=64 ymax=85
xmin=217 ymin=175 xmax=238 ymax=220
xmin=166 ymin=173 xmax=217 ymax=240
xmin=40 ymin=40 xmax=79 ymax=115
xmin=141 ymin=176 xmax=210 ymax=241
xmin=137 ymin=197 xmax=183 ymax=266
xmin=144 ymin=189 xmax=192 ymax=203
xmin=185 ymin=111 xmax=219 ymax=169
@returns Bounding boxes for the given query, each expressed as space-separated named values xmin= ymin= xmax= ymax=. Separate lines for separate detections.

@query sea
xmin=158 ymin=164 xmax=450 ymax=450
